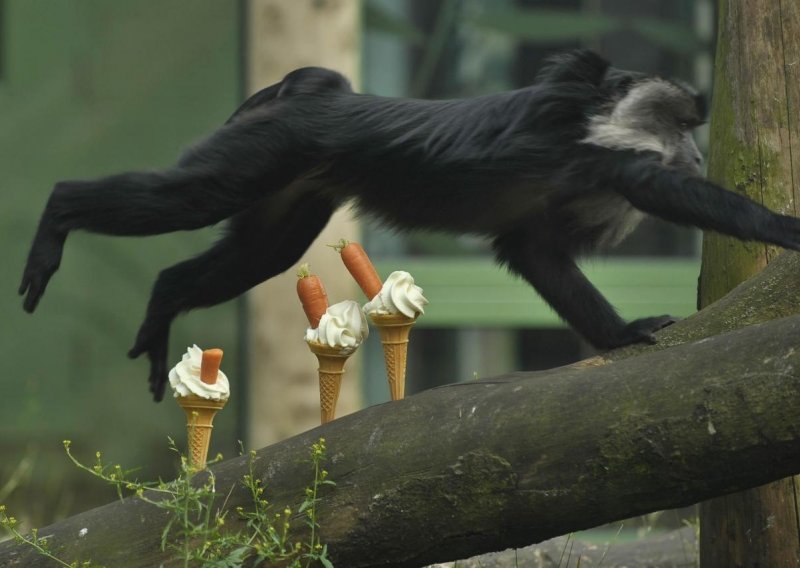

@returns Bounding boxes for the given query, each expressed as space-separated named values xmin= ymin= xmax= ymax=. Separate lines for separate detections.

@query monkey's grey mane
xmin=580 ymin=79 xmax=680 ymax=162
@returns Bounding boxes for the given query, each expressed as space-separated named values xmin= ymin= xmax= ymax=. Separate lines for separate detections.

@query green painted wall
xmin=0 ymin=1 xmax=242 ymax=523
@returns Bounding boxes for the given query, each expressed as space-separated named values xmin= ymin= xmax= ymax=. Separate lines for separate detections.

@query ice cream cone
xmin=178 ymin=395 xmax=227 ymax=469
xmin=173 ymin=348 xmax=228 ymax=470
xmin=369 ymin=312 xmax=417 ymax=400
xmin=307 ymin=340 xmax=351 ymax=424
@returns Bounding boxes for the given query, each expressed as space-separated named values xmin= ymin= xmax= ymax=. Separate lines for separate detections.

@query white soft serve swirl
xmin=169 ymin=344 xmax=230 ymax=400
xmin=305 ymin=300 xmax=369 ymax=354
xmin=363 ymin=270 xmax=428 ymax=318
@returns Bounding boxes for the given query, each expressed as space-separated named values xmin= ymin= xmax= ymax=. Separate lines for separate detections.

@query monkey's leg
xmin=494 ymin=235 xmax=675 ymax=349
xmin=20 ymin=116 xmax=314 ymax=313
xmin=131 ymin=194 xmax=336 ymax=400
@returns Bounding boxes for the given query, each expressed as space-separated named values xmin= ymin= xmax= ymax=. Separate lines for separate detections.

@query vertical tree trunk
xmin=245 ymin=0 xmax=363 ymax=448
xmin=698 ymin=1 xmax=800 ymax=566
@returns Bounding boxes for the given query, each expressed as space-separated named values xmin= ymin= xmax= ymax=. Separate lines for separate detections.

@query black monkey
xmin=20 ymin=50 xmax=800 ymax=400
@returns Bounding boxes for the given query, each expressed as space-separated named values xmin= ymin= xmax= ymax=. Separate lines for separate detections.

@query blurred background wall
xmin=0 ymin=0 xmax=243 ymax=525
xmin=0 ymin=0 xmax=713 ymax=532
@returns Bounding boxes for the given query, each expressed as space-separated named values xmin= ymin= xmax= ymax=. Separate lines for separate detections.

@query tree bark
xmin=2 ymin=313 xmax=800 ymax=567
xmin=428 ymin=526 xmax=697 ymax=568
xmin=697 ymin=1 xmax=800 ymax=566
xmin=245 ymin=0 xmax=363 ymax=448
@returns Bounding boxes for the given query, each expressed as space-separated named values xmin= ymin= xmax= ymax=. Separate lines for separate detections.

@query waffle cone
xmin=307 ymin=341 xmax=352 ymax=424
xmin=369 ymin=312 xmax=417 ymax=400
xmin=176 ymin=394 xmax=227 ymax=469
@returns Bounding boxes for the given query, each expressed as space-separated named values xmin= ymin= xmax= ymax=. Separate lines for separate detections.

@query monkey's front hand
xmin=19 ymin=221 xmax=66 ymax=313
xmin=129 ymin=316 xmax=171 ymax=402
xmin=608 ymin=315 xmax=678 ymax=349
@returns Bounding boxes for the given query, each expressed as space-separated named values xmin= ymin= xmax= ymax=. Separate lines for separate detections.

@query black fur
xmin=19 ymin=50 xmax=800 ymax=400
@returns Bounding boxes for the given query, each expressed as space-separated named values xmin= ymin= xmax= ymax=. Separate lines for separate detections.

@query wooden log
xmin=428 ymin=526 xmax=697 ymax=568
xmin=2 ymin=315 xmax=800 ymax=567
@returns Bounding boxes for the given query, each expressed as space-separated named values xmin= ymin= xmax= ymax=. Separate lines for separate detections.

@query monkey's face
xmin=671 ymin=128 xmax=704 ymax=176
xmin=583 ymin=77 xmax=706 ymax=176
xmin=614 ymin=79 xmax=706 ymax=174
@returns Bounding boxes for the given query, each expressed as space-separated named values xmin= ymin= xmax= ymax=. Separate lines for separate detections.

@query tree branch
xmin=2 ymin=311 xmax=800 ymax=566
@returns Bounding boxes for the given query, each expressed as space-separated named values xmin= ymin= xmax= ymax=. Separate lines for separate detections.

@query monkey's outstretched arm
xmin=611 ymin=154 xmax=800 ymax=250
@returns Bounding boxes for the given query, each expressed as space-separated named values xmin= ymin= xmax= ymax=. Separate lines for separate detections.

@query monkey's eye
xmin=678 ymin=118 xmax=705 ymax=130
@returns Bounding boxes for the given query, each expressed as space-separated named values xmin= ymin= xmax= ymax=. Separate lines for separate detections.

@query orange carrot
xmin=297 ymin=263 xmax=329 ymax=328
xmin=332 ymin=239 xmax=383 ymax=299
xmin=200 ymin=348 xmax=224 ymax=385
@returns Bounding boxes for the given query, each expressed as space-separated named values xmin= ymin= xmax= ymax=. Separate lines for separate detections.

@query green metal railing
xmin=375 ymin=256 xmax=700 ymax=327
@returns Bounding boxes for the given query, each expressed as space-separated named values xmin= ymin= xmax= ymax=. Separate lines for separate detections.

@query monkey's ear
xmin=694 ymin=93 xmax=708 ymax=122
xmin=601 ymin=68 xmax=643 ymax=94
xmin=277 ymin=67 xmax=352 ymax=98
xmin=535 ymin=49 xmax=610 ymax=85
